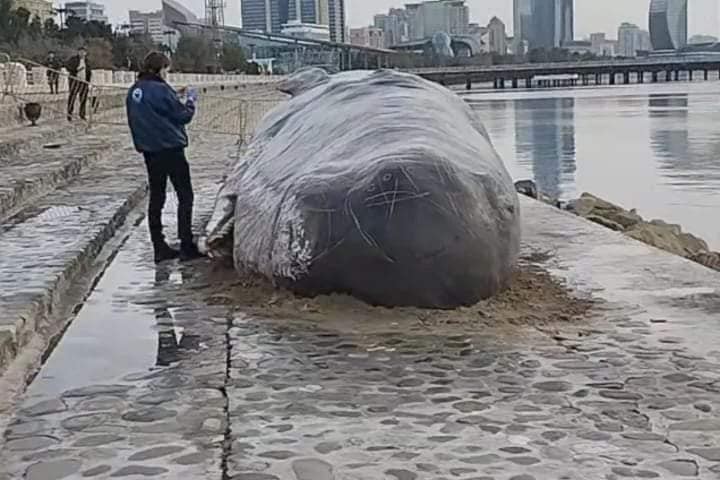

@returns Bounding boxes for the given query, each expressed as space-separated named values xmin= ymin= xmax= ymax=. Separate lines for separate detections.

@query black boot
xmin=154 ymin=242 xmax=180 ymax=263
xmin=179 ymin=242 xmax=204 ymax=262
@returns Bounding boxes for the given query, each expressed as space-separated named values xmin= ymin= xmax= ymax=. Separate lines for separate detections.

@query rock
xmin=586 ymin=214 xmax=624 ymax=231
xmin=572 ymin=193 xmax=643 ymax=230
xmin=25 ymin=460 xmax=82 ymax=480
xmin=626 ymin=221 xmax=708 ymax=258
xmin=691 ymin=251 xmax=720 ymax=272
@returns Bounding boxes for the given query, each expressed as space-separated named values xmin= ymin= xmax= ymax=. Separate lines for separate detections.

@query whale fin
xmin=277 ymin=67 xmax=330 ymax=97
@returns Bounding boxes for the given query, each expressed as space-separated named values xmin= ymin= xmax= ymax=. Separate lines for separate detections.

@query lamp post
xmin=54 ymin=6 xmax=68 ymax=30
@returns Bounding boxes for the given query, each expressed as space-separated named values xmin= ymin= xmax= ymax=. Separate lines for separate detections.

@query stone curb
xmin=0 ymin=183 xmax=147 ymax=376
xmin=0 ymin=150 xmax=98 ymax=222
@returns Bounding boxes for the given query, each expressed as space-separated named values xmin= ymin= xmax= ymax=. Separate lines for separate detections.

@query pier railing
xmin=1 ymin=54 xmax=286 ymax=142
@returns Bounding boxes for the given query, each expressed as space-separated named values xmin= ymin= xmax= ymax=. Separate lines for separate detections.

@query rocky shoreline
xmin=515 ymin=181 xmax=720 ymax=272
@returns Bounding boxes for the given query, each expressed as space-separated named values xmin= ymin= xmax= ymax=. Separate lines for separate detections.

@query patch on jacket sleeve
xmin=131 ymin=87 xmax=143 ymax=103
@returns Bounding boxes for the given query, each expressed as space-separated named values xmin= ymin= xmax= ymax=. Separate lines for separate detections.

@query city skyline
xmin=68 ymin=0 xmax=719 ymax=39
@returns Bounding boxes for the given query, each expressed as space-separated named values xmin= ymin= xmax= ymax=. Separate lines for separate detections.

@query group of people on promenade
xmin=45 ymin=46 xmax=93 ymax=121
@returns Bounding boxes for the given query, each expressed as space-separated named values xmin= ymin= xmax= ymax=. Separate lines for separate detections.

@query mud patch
xmin=188 ymin=251 xmax=595 ymax=336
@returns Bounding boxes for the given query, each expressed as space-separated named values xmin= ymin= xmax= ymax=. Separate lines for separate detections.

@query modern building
xmin=327 ymin=0 xmax=346 ymax=43
xmin=405 ymin=0 xmax=470 ymax=41
xmin=129 ymin=10 xmax=166 ymax=45
xmin=241 ymin=0 xmax=344 ymax=42
xmin=349 ymin=26 xmax=385 ymax=49
xmin=617 ymin=22 xmax=652 ymax=57
xmin=487 ymin=16 xmax=507 ymax=55
xmin=13 ymin=0 xmax=54 ymax=22
xmin=649 ymin=0 xmax=688 ymax=51
xmin=513 ymin=0 xmax=574 ymax=51
xmin=589 ymin=32 xmax=617 ymax=56
xmin=374 ymin=8 xmax=410 ymax=48
xmin=689 ymin=34 xmax=718 ymax=44
xmin=65 ymin=1 xmax=108 ymax=23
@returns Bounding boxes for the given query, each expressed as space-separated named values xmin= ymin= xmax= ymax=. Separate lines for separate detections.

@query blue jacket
xmin=126 ymin=74 xmax=196 ymax=154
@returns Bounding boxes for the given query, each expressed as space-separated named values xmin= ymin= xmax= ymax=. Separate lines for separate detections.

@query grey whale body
xmin=203 ymin=68 xmax=521 ymax=309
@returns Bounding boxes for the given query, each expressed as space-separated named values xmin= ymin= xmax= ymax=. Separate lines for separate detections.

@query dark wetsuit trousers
xmin=143 ymin=148 xmax=194 ymax=247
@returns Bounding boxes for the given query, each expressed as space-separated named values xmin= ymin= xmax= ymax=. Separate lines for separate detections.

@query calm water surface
xmin=466 ymin=82 xmax=720 ymax=250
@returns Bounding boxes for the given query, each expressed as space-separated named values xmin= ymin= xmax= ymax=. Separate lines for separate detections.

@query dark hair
xmin=78 ymin=46 xmax=86 ymax=51
xmin=142 ymin=51 xmax=171 ymax=75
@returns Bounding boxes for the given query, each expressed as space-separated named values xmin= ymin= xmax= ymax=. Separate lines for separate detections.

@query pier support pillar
xmin=666 ymin=70 xmax=672 ymax=81
xmin=609 ymin=73 xmax=615 ymax=85
xmin=525 ymin=77 xmax=532 ymax=88
xmin=623 ymin=72 xmax=630 ymax=84
xmin=652 ymin=72 xmax=658 ymax=82
xmin=689 ymin=70 xmax=694 ymax=81
xmin=512 ymin=78 xmax=518 ymax=89
xmin=465 ymin=78 xmax=472 ymax=90
xmin=595 ymin=73 xmax=601 ymax=85
xmin=638 ymin=72 xmax=644 ymax=83
xmin=704 ymin=69 xmax=709 ymax=81
xmin=673 ymin=70 xmax=679 ymax=81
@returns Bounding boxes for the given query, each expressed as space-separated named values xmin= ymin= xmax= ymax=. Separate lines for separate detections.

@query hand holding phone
xmin=187 ymin=87 xmax=199 ymax=104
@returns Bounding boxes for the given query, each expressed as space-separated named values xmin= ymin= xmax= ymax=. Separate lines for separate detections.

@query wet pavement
xmin=2 ymin=135 xmax=720 ymax=478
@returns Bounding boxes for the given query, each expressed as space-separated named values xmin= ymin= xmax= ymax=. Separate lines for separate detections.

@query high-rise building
xmin=327 ymin=0 xmax=346 ymax=43
xmin=13 ymin=0 xmax=54 ymax=22
xmin=129 ymin=10 xmax=166 ymax=44
xmin=487 ymin=16 xmax=507 ymax=55
xmin=513 ymin=0 xmax=573 ymax=51
xmin=65 ymin=1 xmax=108 ymax=23
xmin=405 ymin=0 xmax=469 ymax=41
xmin=374 ymin=8 xmax=410 ymax=48
xmin=649 ymin=0 xmax=688 ymax=50
xmin=242 ymin=0 xmax=281 ymax=33
xmin=241 ymin=0 xmax=342 ymax=40
xmin=617 ymin=22 xmax=651 ymax=57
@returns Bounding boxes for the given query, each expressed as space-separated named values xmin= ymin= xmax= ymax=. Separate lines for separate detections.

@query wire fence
xmin=0 ymin=54 xmax=286 ymax=142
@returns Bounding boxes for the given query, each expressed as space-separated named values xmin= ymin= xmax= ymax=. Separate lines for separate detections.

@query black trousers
xmin=68 ymin=79 xmax=89 ymax=119
xmin=143 ymin=148 xmax=195 ymax=247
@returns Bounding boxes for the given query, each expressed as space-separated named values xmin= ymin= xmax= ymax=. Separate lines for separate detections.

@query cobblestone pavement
xmin=2 ymin=142 xmax=720 ymax=479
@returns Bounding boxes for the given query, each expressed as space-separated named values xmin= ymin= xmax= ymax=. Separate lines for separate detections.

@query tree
xmin=28 ymin=15 xmax=42 ymax=40
xmin=173 ymin=35 xmax=212 ymax=73
xmin=221 ymin=43 xmax=246 ymax=72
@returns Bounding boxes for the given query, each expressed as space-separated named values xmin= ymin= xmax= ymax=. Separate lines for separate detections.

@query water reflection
xmin=649 ymin=94 xmax=720 ymax=190
xmin=469 ymin=83 xmax=720 ymax=249
xmin=514 ymin=98 xmax=577 ymax=200
xmin=153 ymin=264 xmax=201 ymax=367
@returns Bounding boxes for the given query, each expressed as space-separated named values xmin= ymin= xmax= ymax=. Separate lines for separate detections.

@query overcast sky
xmin=96 ymin=0 xmax=719 ymax=39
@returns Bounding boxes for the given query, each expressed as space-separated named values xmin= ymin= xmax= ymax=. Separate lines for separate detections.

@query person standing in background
xmin=65 ymin=46 xmax=92 ymax=121
xmin=126 ymin=51 xmax=204 ymax=263
xmin=45 ymin=51 xmax=62 ymax=94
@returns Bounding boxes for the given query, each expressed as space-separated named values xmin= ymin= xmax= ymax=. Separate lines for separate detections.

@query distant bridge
xmin=404 ymin=55 xmax=720 ymax=89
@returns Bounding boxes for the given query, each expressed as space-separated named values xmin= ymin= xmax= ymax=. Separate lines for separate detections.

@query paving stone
xmin=657 ymin=459 xmax=699 ymax=477
xmin=82 ymin=465 xmax=112 ymax=477
xmin=385 ymin=469 xmax=418 ymax=480
xmin=687 ymin=448 xmax=720 ymax=461
xmin=121 ymin=408 xmax=177 ymax=423
xmin=73 ymin=435 xmax=125 ymax=447
xmin=20 ymin=399 xmax=67 ymax=417
xmin=128 ymin=445 xmax=185 ymax=461
xmin=25 ymin=459 xmax=82 ymax=480
xmin=110 ymin=466 xmax=169 ymax=477
xmin=292 ymin=459 xmax=334 ymax=480
xmin=5 ymin=436 xmax=60 ymax=452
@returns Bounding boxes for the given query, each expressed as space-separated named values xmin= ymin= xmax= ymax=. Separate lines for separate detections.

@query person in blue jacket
xmin=126 ymin=51 xmax=203 ymax=263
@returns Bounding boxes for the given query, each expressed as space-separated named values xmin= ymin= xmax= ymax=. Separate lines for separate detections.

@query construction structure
xmin=205 ymin=0 xmax=227 ymax=71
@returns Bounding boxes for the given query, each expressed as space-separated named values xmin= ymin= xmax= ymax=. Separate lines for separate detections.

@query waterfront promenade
xmin=0 ymin=76 xmax=720 ymax=480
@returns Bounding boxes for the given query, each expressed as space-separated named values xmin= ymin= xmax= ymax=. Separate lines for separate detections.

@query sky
xmin=94 ymin=0 xmax=720 ymax=40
